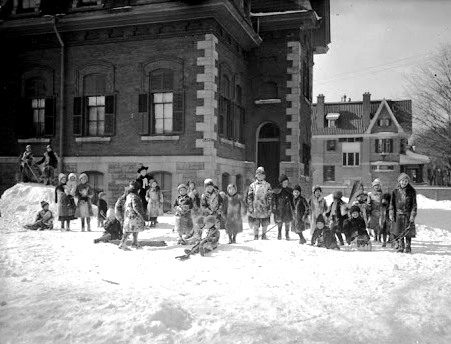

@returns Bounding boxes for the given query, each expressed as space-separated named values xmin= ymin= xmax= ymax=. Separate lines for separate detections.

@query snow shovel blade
xmin=175 ymin=254 xmax=190 ymax=261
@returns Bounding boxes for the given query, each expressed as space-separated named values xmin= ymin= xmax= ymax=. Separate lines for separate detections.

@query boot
xmin=397 ymin=238 xmax=405 ymax=253
xmin=81 ymin=219 xmax=85 ymax=232
xmin=254 ymin=234 xmax=259 ymax=240
xmin=86 ymin=218 xmax=91 ymax=232
xmin=232 ymin=234 xmax=237 ymax=244
xmin=298 ymin=233 xmax=306 ymax=244
xmin=405 ymin=237 xmax=412 ymax=253
xmin=228 ymin=234 xmax=233 ymax=244
xmin=285 ymin=229 xmax=290 ymax=241
xmin=261 ymin=233 xmax=268 ymax=240
xmin=277 ymin=227 xmax=282 ymax=240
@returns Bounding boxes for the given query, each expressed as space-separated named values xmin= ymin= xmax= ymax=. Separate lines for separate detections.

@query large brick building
xmin=0 ymin=0 xmax=330 ymax=204
xmin=311 ymin=93 xmax=430 ymax=191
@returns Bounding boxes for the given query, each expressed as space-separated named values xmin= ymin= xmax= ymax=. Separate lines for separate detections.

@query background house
xmin=0 ymin=0 xmax=331 ymax=203
xmin=311 ymin=92 xmax=430 ymax=191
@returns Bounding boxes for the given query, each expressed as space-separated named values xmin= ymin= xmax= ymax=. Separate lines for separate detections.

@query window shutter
xmin=173 ymin=90 xmax=184 ymax=133
xmin=44 ymin=97 xmax=56 ymax=136
xmin=389 ymin=139 xmax=394 ymax=153
xmin=375 ymin=139 xmax=379 ymax=153
xmin=138 ymin=93 xmax=149 ymax=135
xmin=104 ymin=94 xmax=116 ymax=136
xmin=73 ymin=97 xmax=83 ymax=136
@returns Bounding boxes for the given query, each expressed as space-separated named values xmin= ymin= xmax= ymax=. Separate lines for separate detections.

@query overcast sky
xmin=312 ymin=0 xmax=451 ymax=103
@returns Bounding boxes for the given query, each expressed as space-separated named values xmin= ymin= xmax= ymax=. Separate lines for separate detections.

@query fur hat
xmin=333 ymin=190 xmax=343 ymax=199
xmin=204 ymin=178 xmax=214 ymax=187
xmin=204 ymin=215 xmax=216 ymax=228
xmin=316 ymin=214 xmax=325 ymax=224
xmin=58 ymin=173 xmax=66 ymax=183
xmin=68 ymin=173 xmax=77 ymax=181
xmin=312 ymin=185 xmax=322 ymax=193
xmin=41 ymin=200 xmax=49 ymax=208
xmin=398 ymin=173 xmax=410 ymax=183
xmin=279 ymin=174 xmax=289 ymax=184
xmin=79 ymin=173 xmax=88 ymax=182
xmin=98 ymin=191 xmax=106 ymax=198
xmin=255 ymin=166 xmax=266 ymax=175
xmin=129 ymin=180 xmax=140 ymax=192
xmin=350 ymin=205 xmax=361 ymax=214
xmin=372 ymin=178 xmax=381 ymax=187
xmin=137 ymin=165 xmax=148 ymax=173
xmin=177 ymin=183 xmax=187 ymax=191
xmin=293 ymin=184 xmax=302 ymax=193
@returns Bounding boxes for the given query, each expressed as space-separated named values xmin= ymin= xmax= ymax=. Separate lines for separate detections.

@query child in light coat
xmin=223 ymin=184 xmax=246 ymax=244
xmin=146 ymin=180 xmax=163 ymax=227
xmin=174 ymin=184 xmax=194 ymax=244
xmin=24 ymin=201 xmax=54 ymax=231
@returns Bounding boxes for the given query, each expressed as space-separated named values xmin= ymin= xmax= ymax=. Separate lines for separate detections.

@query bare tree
xmin=406 ymin=44 xmax=451 ymax=167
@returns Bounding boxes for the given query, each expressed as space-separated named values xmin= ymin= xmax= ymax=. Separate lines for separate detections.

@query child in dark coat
xmin=94 ymin=208 xmax=123 ymax=244
xmin=272 ymin=174 xmax=294 ymax=240
xmin=311 ymin=214 xmax=339 ymax=249
xmin=97 ymin=192 xmax=108 ymax=228
xmin=343 ymin=205 xmax=370 ymax=247
xmin=291 ymin=185 xmax=309 ymax=244
xmin=24 ymin=201 xmax=54 ymax=231
xmin=326 ymin=191 xmax=347 ymax=245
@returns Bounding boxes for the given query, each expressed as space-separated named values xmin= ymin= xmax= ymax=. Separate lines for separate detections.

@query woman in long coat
xmin=120 ymin=181 xmax=146 ymax=250
xmin=75 ymin=173 xmax=94 ymax=231
xmin=223 ymin=184 xmax=246 ymax=244
xmin=54 ymin=173 xmax=75 ymax=231
xmin=389 ymin=173 xmax=417 ymax=253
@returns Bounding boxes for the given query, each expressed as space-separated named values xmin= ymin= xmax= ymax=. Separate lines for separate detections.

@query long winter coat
xmin=114 ymin=193 xmax=127 ymax=223
xmin=55 ymin=183 xmax=76 ymax=221
xmin=389 ymin=183 xmax=417 ymax=238
xmin=174 ymin=194 xmax=194 ymax=235
xmin=123 ymin=192 xmax=146 ymax=233
xmin=146 ymin=186 xmax=163 ymax=219
xmin=308 ymin=195 xmax=328 ymax=234
xmin=223 ymin=193 xmax=245 ymax=235
xmin=272 ymin=187 xmax=294 ymax=223
xmin=291 ymin=195 xmax=309 ymax=234
xmin=247 ymin=180 xmax=272 ymax=219
xmin=367 ymin=190 xmax=383 ymax=231
xmin=75 ymin=183 xmax=94 ymax=218
xmin=201 ymin=189 xmax=223 ymax=217
xmin=326 ymin=198 xmax=347 ymax=233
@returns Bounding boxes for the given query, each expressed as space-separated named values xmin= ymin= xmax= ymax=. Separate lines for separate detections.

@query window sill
xmin=141 ymin=135 xmax=179 ymax=141
xmin=75 ymin=137 xmax=111 ymax=143
xmin=18 ymin=138 xmax=51 ymax=144
xmin=342 ymin=166 xmax=360 ymax=168
xmin=219 ymin=137 xmax=245 ymax=149
xmin=254 ymin=99 xmax=282 ymax=105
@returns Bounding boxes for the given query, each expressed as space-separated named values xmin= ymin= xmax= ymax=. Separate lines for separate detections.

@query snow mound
xmin=324 ymin=194 xmax=349 ymax=205
xmin=417 ymin=194 xmax=451 ymax=210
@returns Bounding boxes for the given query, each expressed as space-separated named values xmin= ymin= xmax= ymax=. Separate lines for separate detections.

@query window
xmin=371 ymin=165 xmax=395 ymax=172
xmin=32 ymin=98 xmax=45 ymax=136
xmin=219 ymin=75 xmax=231 ymax=137
xmin=375 ymin=139 xmax=393 ymax=153
xmin=138 ymin=68 xmax=184 ymax=135
xmin=339 ymin=137 xmax=362 ymax=142
xmin=221 ymin=172 xmax=230 ymax=192
xmin=323 ymin=165 xmax=335 ymax=182
xmin=21 ymin=0 xmax=40 ymax=10
xmin=343 ymin=152 xmax=360 ymax=167
xmin=328 ymin=119 xmax=336 ymax=128
xmin=73 ymin=73 xmax=115 ymax=137
xmin=151 ymin=171 xmax=172 ymax=212
xmin=259 ymin=82 xmax=278 ymax=99
xmin=326 ymin=140 xmax=336 ymax=151
xmin=378 ymin=118 xmax=391 ymax=127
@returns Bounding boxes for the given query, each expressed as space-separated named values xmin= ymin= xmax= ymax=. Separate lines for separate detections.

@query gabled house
xmin=311 ymin=93 xmax=430 ymax=189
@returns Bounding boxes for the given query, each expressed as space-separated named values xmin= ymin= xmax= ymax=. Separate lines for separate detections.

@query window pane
xmin=155 ymin=119 xmax=164 ymax=134
xmin=98 ymin=121 xmax=105 ymax=135
xmin=348 ymin=153 xmax=354 ymax=166
xmin=164 ymin=118 xmax=173 ymax=132
xmin=163 ymin=92 xmax=173 ymax=103
xmin=98 ymin=96 xmax=105 ymax=106
xmin=89 ymin=107 xmax=97 ymax=120
xmin=88 ymin=121 xmax=97 ymax=136
xmin=155 ymin=104 xmax=164 ymax=118
xmin=98 ymin=107 xmax=105 ymax=121
xmin=33 ymin=109 xmax=39 ymax=123
xmin=342 ymin=153 xmax=347 ymax=166
xmin=164 ymin=103 xmax=173 ymax=117
xmin=38 ymin=99 xmax=45 ymax=107
xmin=88 ymin=97 xmax=96 ymax=106
xmin=38 ymin=109 xmax=45 ymax=123
xmin=154 ymin=93 xmax=163 ymax=103
xmin=355 ymin=153 xmax=360 ymax=166
xmin=32 ymin=99 xmax=38 ymax=108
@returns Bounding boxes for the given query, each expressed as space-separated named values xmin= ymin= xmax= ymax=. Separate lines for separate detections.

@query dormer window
xmin=326 ymin=113 xmax=340 ymax=128
xmin=378 ymin=118 xmax=391 ymax=127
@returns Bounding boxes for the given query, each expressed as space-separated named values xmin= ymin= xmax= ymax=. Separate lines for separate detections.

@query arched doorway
xmin=256 ymin=122 xmax=280 ymax=187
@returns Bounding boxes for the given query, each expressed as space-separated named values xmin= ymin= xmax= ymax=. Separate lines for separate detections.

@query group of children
xmin=23 ymin=164 xmax=418 ymax=255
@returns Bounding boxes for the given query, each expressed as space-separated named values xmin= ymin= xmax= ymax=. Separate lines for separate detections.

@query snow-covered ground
xmin=1 ymin=184 xmax=451 ymax=344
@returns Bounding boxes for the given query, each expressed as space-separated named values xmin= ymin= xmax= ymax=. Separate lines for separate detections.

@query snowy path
xmin=1 ymin=212 xmax=451 ymax=344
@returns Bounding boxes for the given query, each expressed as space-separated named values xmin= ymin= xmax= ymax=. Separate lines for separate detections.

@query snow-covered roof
xmin=400 ymin=150 xmax=431 ymax=165
xmin=326 ymin=113 xmax=340 ymax=120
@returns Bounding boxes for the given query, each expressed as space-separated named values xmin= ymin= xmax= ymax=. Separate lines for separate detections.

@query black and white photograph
xmin=0 ymin=0 xmax=450 ymax=343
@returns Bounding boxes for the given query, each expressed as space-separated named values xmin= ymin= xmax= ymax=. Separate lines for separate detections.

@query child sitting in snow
xmin=181 ymin=216 xmax=204 ymax=245
xmin=343 ymin=205 xmax=370 ymax=247
xmin=97 ymin=192 xmax=108 ymax=228
xmin=184 ymin=215 xmax=220 ymax=256
xmin=24 ymin=201 xmax=54 ymax=231
xmin=311 ymin=214 xmax=339 ymax=250
xmin=94 ymin=208 xmax=123 ymax=244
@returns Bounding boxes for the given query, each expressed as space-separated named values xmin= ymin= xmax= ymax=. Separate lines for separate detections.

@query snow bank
xmin=324 ymin=194 xmax=349 ymax=205
xmin=417 ymin=194 xmax=451 ymax=210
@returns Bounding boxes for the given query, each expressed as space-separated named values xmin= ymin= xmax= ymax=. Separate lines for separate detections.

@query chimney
xmin=316 ymin=94 xmax=325 ymax=129
xmin=363 ymin=92 xmax=371 ymax=128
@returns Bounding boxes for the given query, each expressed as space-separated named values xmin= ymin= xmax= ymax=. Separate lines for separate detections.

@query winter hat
xmin=372 ymin=178 xmax=381 ymax=187
xmin=293 ymin=184 xmax=302 ymax=193
xmin=204 ymin=215 xmax=216 ymax=228
xmin=177 ymin=183 xmax=187 ymax=192
xmin=68 ymin=173 xmax=77 ymax=181
xmin=204 ymin=178 xmax=214 ymax=187
xmin=316 ymin=214 xmax=325 ymax=224
xmin=312 ymin=185 xmax=322 ymax=193
xmin=98 ymin=191 xmax=106 ymax=199
xmin=137 ymin=165 xmax=148 ymax=173
xmin=79 ymin=173 xmax=88 ymax=182
xmin=333 ymin=190 xmax=343 ymax=199
xmin=227 ymin=184 xmax=237 ymax=195
xmin=397 ymin=173 xmax=410 ymax=183
xmin=41 ymin=200 xmax=49 ymax=208
xmin=58 ymin=173 xmax=66 ymax=183
xmin=255 ymin=166 xmax=266 ymax=176
xmin=350 ymin=205 xmax=361 ymax=214
xmin=279 ymin=174 xmax=289 ymax=184
xmin=129 ymin=180 xmax=140 ymax=192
